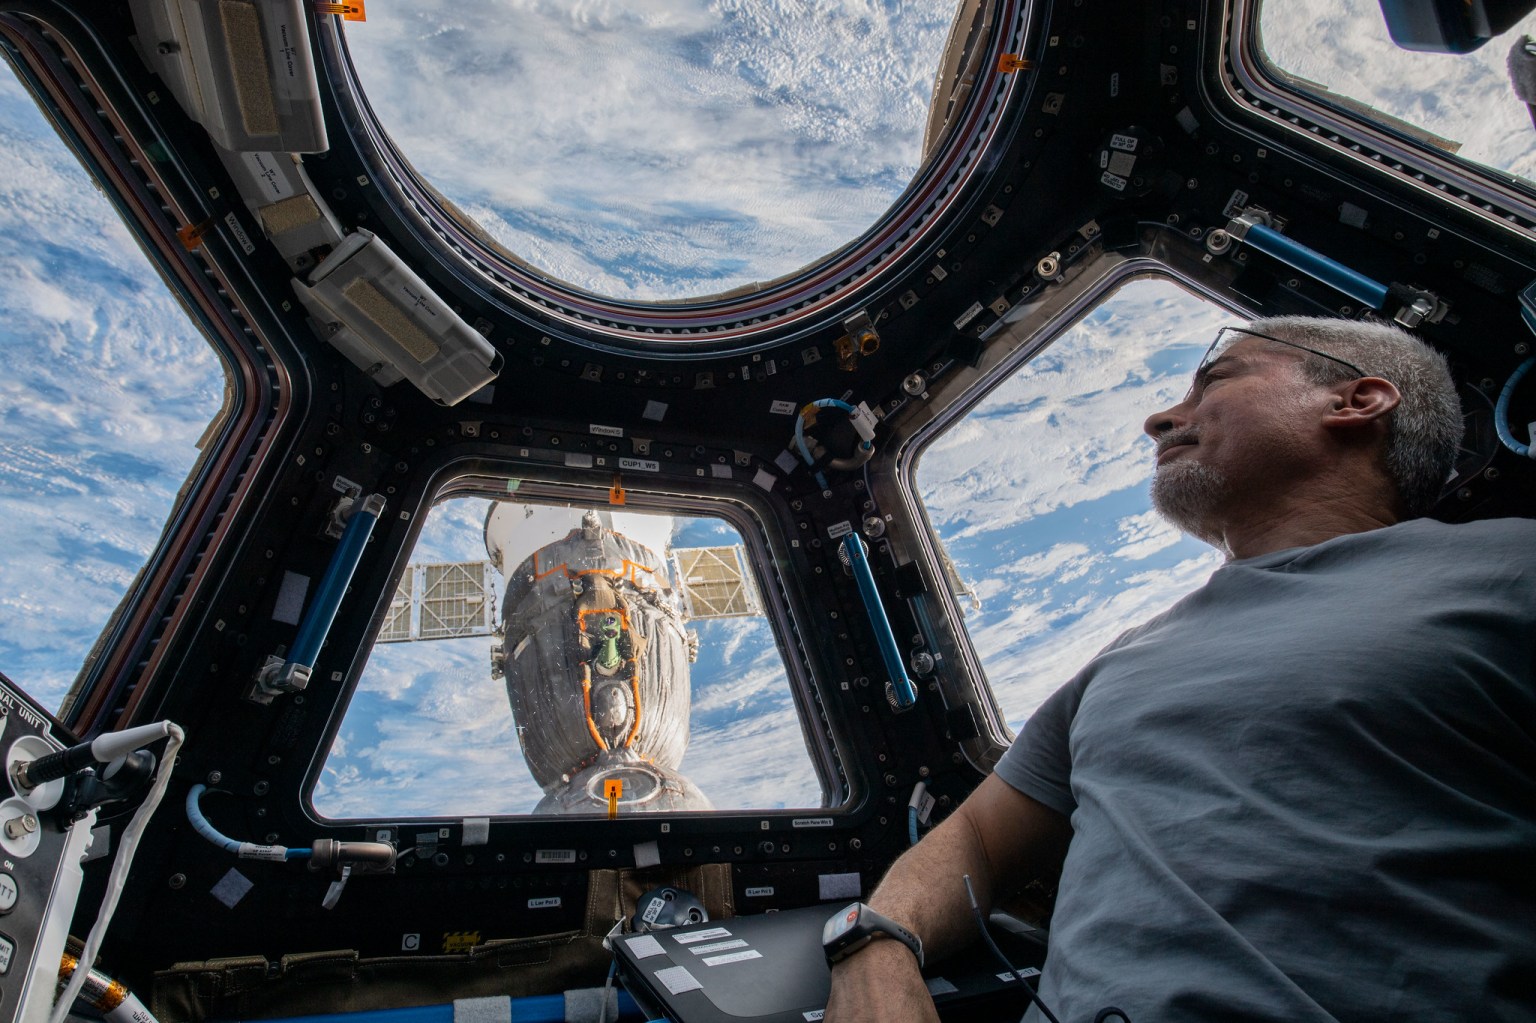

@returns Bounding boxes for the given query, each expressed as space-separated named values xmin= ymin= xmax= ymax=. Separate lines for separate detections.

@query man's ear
xmin=1322 ymin=376 xmax=1400 ymax=429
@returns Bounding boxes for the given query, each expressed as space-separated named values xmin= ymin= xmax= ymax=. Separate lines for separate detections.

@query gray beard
xmin=1150 ymin=460 xmax=1228 ymax=549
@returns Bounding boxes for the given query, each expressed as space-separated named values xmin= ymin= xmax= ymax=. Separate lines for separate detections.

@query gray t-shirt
xmin=995 ymin=517 xmax=1536 ymax=1022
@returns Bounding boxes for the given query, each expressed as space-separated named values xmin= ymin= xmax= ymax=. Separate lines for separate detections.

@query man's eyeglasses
xmin=1190 ymin=326 xmax=1367 ymax=398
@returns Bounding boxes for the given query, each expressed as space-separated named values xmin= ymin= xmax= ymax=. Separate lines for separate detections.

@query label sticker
xmin=745 ymin=886 xmax=775 ymax=898
xmin=703 ymin=950 xmax=763 ymax=967
xmin=826 ymin=522 xmax=853 ymax=540
xmin=792 ymin=817 xmax=835 ymax=828
xmin=642 ymin=400 xmax=668 ymax=422
xmin=590 ymin=424 xmax=623 ymax=437
xmin=925 ymin=977 xmax=958 ymax=996
xmin=774 ymin=449 xmax=800 ymax=474
xmin=563 ymin=453 xmax=595 ymax=468
xmin=527 ymin=897 xmax=561 ymax=909
xmin=620 ymin=457 xmax=659 ymax=472
xmin=710 ymin=463 xmax=731 ymax=478
xmin=770 ymin=400 xmax=796 ymax=415
xmin=626 ymin=934 xmax=666 ymax=960
xmin=1110 ymin=133 xmax=1138 ymax=152
xmin=642 ymin=897 xmax=667 ymax=924
xmin=240 ymin=151 xmax=297 ymax=201
xmin=804 ymin=1013 xmax=825 ymax=1022
xmin=998 ymin=967 xmax=1042 ymax=982
xmin=674 ymin=926 xmax=732 ymax=945
xmin=690 ymin=939 xmax=748 ymax=955
xmin=223 ymin=212 xmax=256 ymax=254
xmin=535 ymin=849 xmax=576 ymax=864
xmin=752 ymin=468 xmax=777 ymax=491
xmin=1100 ymin=172 xmax=1127 ymax=192
xmin=655 ymin=966 xmax=702 ymax=995
xmin=953 ymin=302 xmax=984 ymax=329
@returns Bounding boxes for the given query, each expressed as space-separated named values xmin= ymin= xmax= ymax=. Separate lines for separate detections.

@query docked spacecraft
xmin=486 ymin=507 xmax=712 ymax=814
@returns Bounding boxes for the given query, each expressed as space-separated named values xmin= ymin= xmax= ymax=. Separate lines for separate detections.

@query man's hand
xmin=824 ymin=938 xmax=938 ymax=1023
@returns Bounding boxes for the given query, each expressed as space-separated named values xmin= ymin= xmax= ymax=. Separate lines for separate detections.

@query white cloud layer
xmin=344 ymin=0 xmax=950 ymax=299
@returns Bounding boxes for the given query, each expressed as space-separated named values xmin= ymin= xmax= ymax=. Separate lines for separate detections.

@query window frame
xmin=304 ymin=467 xmax=856 ymax=823
xmin=1215 ymin=0 xmax=1536 ymax=241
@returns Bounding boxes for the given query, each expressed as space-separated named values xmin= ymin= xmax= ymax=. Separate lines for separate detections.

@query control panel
xmin=0 ymin=679 xmax=94 ymax=1023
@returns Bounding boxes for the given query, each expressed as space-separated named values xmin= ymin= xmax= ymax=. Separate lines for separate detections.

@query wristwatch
xmin=822 ymin=902 xmax=924 ymax=967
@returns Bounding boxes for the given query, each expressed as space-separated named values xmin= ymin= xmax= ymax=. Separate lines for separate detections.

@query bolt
xmin=265 ymin=833 xmax=279 ymax=844
xmin=850 ymin=838 xmax=862 ymax=850
xmin=1517 ymin=343 xmax=1530 ymax=356
xmin=254 ymin=781 xmax=270 ymax=796
xmin=863 ymin=516 xmax=886 ymax=538
xmin=206 ymin=771 xmax=223 ymax=785
xmin=169 ymin=874 xmax=186 ymax=890
xmin=902 ymin=373 xmax=926 ymax=396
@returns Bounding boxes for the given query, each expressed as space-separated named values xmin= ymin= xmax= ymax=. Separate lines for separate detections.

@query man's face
xmin=1142 ymin=336 xmax=1326 ymax=545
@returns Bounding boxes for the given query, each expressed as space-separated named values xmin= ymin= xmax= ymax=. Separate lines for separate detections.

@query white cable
xmin=49 ymin=722 xmax=184 ymax=1023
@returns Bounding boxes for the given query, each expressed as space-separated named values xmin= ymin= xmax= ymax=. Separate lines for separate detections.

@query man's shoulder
xmin=1389 ymin=515 xmax=1536 ymax=546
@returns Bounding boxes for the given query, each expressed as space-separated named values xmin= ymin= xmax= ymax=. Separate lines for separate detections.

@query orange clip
xmin=315 ymin=1 xmax=366 ymax=21
xmin=605 ymin=779 xmax=622 ymax=819
xmin=997 ymin=54 xmax=1034 ymax=73
xmin=176 ymin=219 xmax=214 ymax=251
xmin=609 ymin=473 xmax=626 ymax=506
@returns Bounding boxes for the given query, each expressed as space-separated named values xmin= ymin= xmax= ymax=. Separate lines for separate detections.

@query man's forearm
xmin=865 ymin=801 xmax=1003 ymax=960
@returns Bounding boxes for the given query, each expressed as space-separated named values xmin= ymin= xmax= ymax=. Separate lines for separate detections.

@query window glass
xmin=314 ymin=497 xmax=824 ymax=817
xmin=342 ymin=1 xmax=951 ymax=301
xmin=915 ymin=280 xmax=1229 ymax=732
xmin=0 ymin=65 xmax=227 ymax=713
xmin=1255 ymin=0 xmax=1536 ymax=185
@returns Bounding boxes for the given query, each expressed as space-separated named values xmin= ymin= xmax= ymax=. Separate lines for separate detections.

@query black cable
xmin=963 ymin=874 xmax=1063 ymax=1023
xmin=962 ymin=875 xmax=1132 ymax=1023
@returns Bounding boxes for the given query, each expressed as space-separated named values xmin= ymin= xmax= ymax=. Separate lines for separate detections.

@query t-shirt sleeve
xmin=994 ymin=670 xmax=1091 ymax=818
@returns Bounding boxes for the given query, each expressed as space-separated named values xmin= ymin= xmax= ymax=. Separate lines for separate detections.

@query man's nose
xmin=1143 ymin=402 xmax=1189 ymax=439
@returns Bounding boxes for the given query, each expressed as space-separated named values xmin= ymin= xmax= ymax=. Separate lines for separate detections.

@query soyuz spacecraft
xmin=483 ymin=507 xmax=712 ymax=814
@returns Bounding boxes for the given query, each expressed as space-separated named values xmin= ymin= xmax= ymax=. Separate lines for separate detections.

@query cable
xmin=794 ymin=399 xmax=876 ymax=490
xmin=50 ymin=723 xmax=184 ymax=1023
xmin=963 ymin=875 xmax=1132 ymax=1023
xmin=963 ymin=874 xmax=1062 ymax=1023
xmin=186 ymin=784 xmax=312 ymax=860
xmin=908 ymin=781 xmax=928 ymax=847
xmin=1494 ymin=355 xmax=1536 ymax=457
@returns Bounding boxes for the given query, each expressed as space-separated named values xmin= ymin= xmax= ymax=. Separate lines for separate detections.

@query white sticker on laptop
xmin=655 ymin=965 xmax=702 ymax=994
xmin=625 ymin=934 xmax=666 ymax=960
xmin=674 ymin=927 xmax=732 ymax=945
xmin=689 ymin=939 xmax=747 ymax=955
xmin=703 ymin=950 xmax=763 ymax=966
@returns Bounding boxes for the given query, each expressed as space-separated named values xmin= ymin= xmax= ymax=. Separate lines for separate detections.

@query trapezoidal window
xmin=1253 ymin=0 xmax=1536 ymax=188
xmin=314 ymin=495 xmax=827 ymax=817
xmin=0 ymin=61 xmax=228 ymax=716
xmin=913 ymin=279 xmax=1230 ymax=732
xmin=339 ymin=3 xmax=953 ymax=301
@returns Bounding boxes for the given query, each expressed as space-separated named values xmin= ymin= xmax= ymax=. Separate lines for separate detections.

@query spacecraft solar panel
xmin=671 ymin=545 xmax=760 ymax=620
xmin=376 ymin=561 xmax=497 ymax=643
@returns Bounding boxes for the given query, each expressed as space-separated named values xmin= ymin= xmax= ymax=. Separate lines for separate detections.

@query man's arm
xmin=824 ymin=773 xmax=1072 ymax=1022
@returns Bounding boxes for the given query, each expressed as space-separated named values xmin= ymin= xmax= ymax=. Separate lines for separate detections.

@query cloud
xmin=342 ymin=0 xmax=951 ymax=298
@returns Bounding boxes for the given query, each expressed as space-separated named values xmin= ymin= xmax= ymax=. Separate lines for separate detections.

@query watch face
xmin=822 ymin=903 xmax=861 ymax=944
